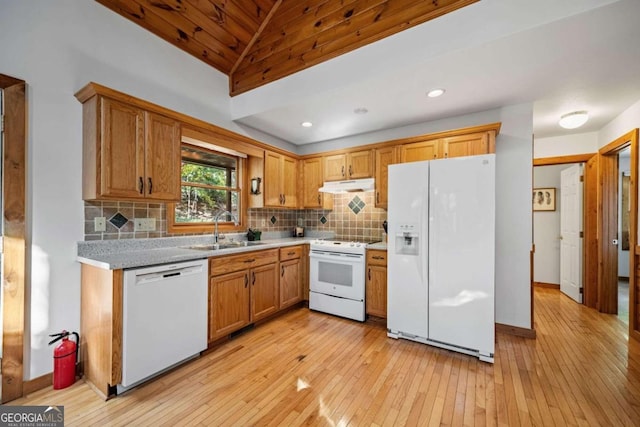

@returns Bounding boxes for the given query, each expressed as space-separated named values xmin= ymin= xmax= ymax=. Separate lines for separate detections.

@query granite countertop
xmin=77 ymin=233 xmax=322 ymax=270
xmin=367 ymin=242 xmax=388 ymax=250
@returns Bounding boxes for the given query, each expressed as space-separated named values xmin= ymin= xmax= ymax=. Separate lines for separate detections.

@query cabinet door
xmin=144 ymin=112 xmax=181 ymax=200
xmin=251 ymin=263 xmax=279 ymax=322
xmin=281 ymin=155 xmax=298 ymax=208
xmin=374 ymin=147 xmax=395 ymax=209
xmin=400 ymin=140 xmax=440 ymax=163
xmin=303 ymin=158 xmax=323 ymax=208
xmin=280 ymin=259 xmax=302 ymax=309
xmin=100 ymin=98 xmax=145 ymax=199
xmin=264 ymin=151 xmax=282 ymax=207
xmin=366 ymin=265 xmax=387 ymax=318
xmin=347 ymin=150 xmax=373 ymax=179
xmin=209 ymin=270 xmax=250 ymax=341
xmin=442 ymin=132 xmax=489 ymax=159
xmin=324 ymin=154 xmax=347 ymax=181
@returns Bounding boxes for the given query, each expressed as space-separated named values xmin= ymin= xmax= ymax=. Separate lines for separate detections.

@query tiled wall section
xmin=84 ymin=191 xmax=387 ymax=241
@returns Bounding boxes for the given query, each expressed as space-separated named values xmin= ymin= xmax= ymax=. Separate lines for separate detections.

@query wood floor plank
xmin=11 ymin=288 xmax=640 ymax=426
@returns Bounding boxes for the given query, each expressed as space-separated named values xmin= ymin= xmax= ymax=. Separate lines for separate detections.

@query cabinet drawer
xmin=280 ymin=245 xmax=303 ymax=261
xmin=366 ymin=250 xmax=388 ymax=266
xmin=210 ymin=249 xmax=279 ymax=276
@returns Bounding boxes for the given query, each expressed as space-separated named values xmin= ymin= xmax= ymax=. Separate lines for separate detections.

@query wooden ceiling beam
xmin=231 ymin=0 xmax=478 ymax=95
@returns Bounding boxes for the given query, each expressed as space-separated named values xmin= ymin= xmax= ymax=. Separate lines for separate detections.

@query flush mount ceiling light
xmin=353 ymin=107 xmax=368 ymax=114
xmin=559 ymin=111 xmax=589 ymax=129
xmin=427 ymin=88 xmax=445 ymax=98
xmin=301 ymin=121 xmax=313 ymax=127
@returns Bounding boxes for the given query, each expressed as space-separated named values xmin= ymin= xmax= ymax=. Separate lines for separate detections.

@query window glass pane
xmin=176 ymin=187 xmax=239 ymax=223
xmin=182 ymin=162 xmax=236 ymax=187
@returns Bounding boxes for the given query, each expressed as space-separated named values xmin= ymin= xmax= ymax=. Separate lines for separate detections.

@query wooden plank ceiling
xmin=97 ymin=0 xmax=478 ymax=96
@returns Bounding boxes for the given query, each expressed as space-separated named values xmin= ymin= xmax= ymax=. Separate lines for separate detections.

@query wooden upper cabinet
xmin=400 ymin=139 xmax=441 ymax=162
xmin=80 ymin=95 xmax=181 ymax=202
xmin=302 ymin=157 xmax=332 ymax=209
xmin=264 ymin=150 xmax=298 ymax=208
xmin=374 ymin=147 xmax=396 ymax=209
xmin=442 ymin=132 xmax=491 ymax=159
xmin=324 ymin=150 xmax=373 ymax=181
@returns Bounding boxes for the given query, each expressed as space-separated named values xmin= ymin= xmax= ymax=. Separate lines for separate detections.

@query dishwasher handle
xmin=133 ymin=264 xmax=204 ymax=285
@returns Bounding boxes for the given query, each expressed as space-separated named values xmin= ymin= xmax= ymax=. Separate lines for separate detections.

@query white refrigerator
xmin=387 ymin=154 xmax=495 ymax=362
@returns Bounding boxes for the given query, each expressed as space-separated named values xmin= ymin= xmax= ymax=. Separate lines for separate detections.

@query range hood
xmin=318 ymin=178 xmax=375 ymax=194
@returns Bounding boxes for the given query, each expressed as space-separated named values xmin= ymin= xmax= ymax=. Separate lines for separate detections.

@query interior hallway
xmin=619 ymin=278 xmax=630 ymax=324
xmin=11 ymin=287 xmax=640 ymax=426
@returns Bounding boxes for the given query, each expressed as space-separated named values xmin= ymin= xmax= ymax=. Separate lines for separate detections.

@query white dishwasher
xmin=119 ymin=259 xmax=208 ymax=393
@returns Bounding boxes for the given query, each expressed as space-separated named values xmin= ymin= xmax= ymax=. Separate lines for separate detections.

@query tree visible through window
xmin=175 ymin=145 xmax=240 ymax=224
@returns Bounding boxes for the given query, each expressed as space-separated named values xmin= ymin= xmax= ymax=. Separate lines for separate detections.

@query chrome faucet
xmin=213 ymin=210 xmax=239 ymax=243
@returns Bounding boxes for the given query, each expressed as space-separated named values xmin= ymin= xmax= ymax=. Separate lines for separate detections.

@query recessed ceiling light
xmin=427 ymin=88 xmax=445 ymax=98
xmin=353 ymin=107 xmax=368 ymax=114
xmin=301 ymin=121 xmax=313 ymax=127
xmin=559 ymin=111 xmax=589 ymax=129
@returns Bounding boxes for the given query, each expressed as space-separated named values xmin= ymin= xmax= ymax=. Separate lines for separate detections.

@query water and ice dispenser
xmin=395 ymin=224 xmax=419 ymax=255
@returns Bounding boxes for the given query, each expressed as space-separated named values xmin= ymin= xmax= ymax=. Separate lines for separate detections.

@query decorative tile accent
xmin=270 ymin=215 xmax=277 ymax=224
xmin=320 ymin=216 xmax=327 ymax=224
xmin=109 ymin=212 xmax=128 ymax=229
xmin=348 ymin=195 xmax=366 ymax=215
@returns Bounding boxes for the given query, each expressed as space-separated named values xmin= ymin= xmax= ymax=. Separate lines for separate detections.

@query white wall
xmin=533 ymin=165 xmax=566 ymax=284
xmin=534 ymin=132 xmax=599 ymax=158
xmin=305 ymin=103 xmax=535 ymax=329
xmin=0 ymin=1 xmax=294 ymax=380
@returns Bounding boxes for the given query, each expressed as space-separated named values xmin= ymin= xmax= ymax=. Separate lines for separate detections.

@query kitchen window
xmin=168 ymin=144 xmax=244 ymax=233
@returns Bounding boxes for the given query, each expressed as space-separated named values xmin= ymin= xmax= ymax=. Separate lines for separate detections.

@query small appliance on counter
xmin=294 ymin=227 xmax=304 ymax=237
xmin=247 ymin=228 xmax=262 ymax=241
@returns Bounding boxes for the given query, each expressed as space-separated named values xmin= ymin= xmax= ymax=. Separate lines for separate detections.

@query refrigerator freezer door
xmin=387 ymin=161 xmax=430 ymax=339
xmin=428 ymin=154 xmax=495 ymax=355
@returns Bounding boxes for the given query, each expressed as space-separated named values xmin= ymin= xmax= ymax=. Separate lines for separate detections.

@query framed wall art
xmin=533 ymin=187 xmax=556 ymax=211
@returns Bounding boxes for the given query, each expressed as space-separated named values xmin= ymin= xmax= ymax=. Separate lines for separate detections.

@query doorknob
xmin=612 ymin=239 xmax=619 ymax=246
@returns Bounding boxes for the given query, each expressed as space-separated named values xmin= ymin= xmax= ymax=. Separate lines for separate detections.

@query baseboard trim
xmin=23 ymin=372 xmax=52 ymax=395
xmin=496 ymin=323 xmax=537 ymax=339
xmin=534 ymin=281 xmax=560 ymax=289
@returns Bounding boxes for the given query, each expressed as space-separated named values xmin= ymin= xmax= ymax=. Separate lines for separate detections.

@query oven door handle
xmin=310 ymin=251 xmax=363 ymax=261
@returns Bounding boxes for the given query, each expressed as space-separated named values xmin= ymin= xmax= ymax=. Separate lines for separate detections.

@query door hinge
xmin=580 ymin=175 xmax=584 ymax=182
xmin=580 ymin=231 xmax=584 ymax=238
xmin=579 ymin=288 xmax=583 ymax=294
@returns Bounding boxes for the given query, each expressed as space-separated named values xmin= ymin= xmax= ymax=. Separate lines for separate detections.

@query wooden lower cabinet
xmin=279 ymin=246 xmax=303 ymax=309
xmin=251 ymin=263 xmax=279 ymax=321
xmin=209 ymin=270 xmax=250 ymax=341
xmin=366 ymin=250 xmax=388 ymax=318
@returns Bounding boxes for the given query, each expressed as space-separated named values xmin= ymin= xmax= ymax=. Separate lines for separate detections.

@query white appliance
xmin=309 ymin=240 xmax=367 ymax=321
xmin=318 ymin=178 xmax=375 ymax=193
xmin=119 ymin=259 xmax=208 ymax=392
xmin=387 ymin=154 xmax=495 ymax=363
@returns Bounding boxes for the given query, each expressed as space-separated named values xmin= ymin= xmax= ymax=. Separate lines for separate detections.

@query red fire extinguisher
xmin=48 ymin=330 xmax=79 ymax=390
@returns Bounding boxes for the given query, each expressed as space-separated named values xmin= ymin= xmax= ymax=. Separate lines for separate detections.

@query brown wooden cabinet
xmin=366 ymin=249 xmax=388 ymax=318
xmin=264 ymin=150 xmax=298 ymax=208
xmin=279 ymin=246 xmax=303 ymax=309
xmin=302 ymin=157 xmax=333 ymax=209
xmin=323 ymin=149 xmax=373 ymax=181
xmin=374 ymin=147 xmax=396 ymax=209
xmin=399 ymin=131 xmax=494 ymax=164
xmin=209 ymin=248 xmax=279 ymax=341
xmin=80 ymin=96 xmax=181 ymax=201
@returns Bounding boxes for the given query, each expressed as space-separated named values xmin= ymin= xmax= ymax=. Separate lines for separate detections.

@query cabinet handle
xmin=252 ymin=271 xmax=255 ymax=285
xmin=148 ymin=177 xmax=153 ymax=194
xmin=244 ymin=274 xmax=248 ymax=288
xmin=139 ymin=177 xmax=144 ymax=194
xmin=283 ymin=194 xmax=286 ymax=204
xmin=281 ymin=266 xmax=285 ymax=277
xmin=349 ymin=165 xmax=352 ymax=177
xmin=244 ymin=258 xmax=255 ymax=263
xmin=341 ymin=166 xmax=345 ymax=177
xmin=368 ymin=268 xmax=371 ymax=281
xmin=317 ymin=194 xmax=321 ymax=204
xmin=376 ymin=192 xmax=380 ymax=204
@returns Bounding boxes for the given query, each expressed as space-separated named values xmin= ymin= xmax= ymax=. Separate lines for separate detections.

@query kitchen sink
xmin=182 ymin=241 xmax=266 ymax=251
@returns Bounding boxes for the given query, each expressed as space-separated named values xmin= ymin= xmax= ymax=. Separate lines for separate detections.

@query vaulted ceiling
xmin=96 ymin=0 xmax=477 ymax=96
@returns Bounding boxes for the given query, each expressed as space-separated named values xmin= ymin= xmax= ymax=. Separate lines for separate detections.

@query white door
xmin=560 ymin=164 xmax=583 ymax=303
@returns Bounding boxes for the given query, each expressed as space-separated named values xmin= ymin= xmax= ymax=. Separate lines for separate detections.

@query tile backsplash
xmin=83 ymin=191 xmax=387 ymax=242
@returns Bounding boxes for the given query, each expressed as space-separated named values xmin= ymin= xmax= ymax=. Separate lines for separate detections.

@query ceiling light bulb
xmin=427 ymin=88 xmax=445 ymax=98
xmin=301 ymin=121 xmax=313 ymax=127
xmin=559 ymin=111 xmax=589 ymax=129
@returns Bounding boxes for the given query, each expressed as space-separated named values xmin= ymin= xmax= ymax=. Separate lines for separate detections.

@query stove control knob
xmin=349 ymin=242 xmax=355 ymax=247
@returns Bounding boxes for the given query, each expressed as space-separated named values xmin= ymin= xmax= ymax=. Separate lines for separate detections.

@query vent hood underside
xmin=318 ymin=178 xmax=375 ymax=194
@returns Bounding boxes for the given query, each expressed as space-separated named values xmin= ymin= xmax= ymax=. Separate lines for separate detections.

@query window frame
xmin=168 ymin=144 xmax=247 ymax=234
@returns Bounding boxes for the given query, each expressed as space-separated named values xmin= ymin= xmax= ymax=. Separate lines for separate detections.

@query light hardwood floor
xmin=12 ymin=288 xmax=640 ymax=426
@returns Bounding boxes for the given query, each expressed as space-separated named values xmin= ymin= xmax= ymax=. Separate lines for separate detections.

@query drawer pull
xmin=287 ymin=251 xmax=295 ymax=256
xmin=372 ymin=256 xmax=385 ymax=260
xmin=244 ymin=258 xmax=255 ymax=263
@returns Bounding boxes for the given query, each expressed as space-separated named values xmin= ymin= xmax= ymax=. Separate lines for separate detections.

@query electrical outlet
xmin=94 ymin=217 xmax=106 ymax=232
xmin=134 ymin=218 xmax=156 ymax=232
xmin=261 ymin=219 xmax=267 ymax=227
